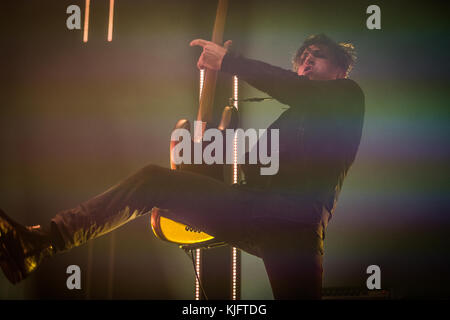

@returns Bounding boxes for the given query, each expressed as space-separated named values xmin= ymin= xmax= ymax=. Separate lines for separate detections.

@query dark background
xmin=0 ymin=0 xmax=449 ymax=299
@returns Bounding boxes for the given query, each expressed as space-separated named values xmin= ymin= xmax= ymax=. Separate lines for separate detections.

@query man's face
xmin=296 ymin=44 xmax=344 ymax=80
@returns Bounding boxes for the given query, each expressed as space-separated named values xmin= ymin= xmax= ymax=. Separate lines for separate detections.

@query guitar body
xmin=151 ymin=209 xmax=220 ymax=249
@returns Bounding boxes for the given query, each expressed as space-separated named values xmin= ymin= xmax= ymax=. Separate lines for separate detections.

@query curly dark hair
xmin=292 ymin=34 xmax=357 ymax=78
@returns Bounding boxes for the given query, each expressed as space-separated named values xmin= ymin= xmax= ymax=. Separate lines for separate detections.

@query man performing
xmin=0 ymin=34 xmax=364 ymax=299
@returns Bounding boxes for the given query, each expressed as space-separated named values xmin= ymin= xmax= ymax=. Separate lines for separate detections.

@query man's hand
xmin=190 ymin=39 xmax=232 ymax=71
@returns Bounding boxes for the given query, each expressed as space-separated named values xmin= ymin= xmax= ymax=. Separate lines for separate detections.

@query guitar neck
xmin=196 ymin=0 xmax=229 ymax=125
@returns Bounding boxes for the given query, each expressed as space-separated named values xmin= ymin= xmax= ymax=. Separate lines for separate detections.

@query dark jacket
xmin=221 ymin=53 xmax=365 ymax=233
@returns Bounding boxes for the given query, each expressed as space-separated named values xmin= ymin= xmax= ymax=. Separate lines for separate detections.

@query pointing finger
xmin=190 ymin=39 xmax=209 ymax=48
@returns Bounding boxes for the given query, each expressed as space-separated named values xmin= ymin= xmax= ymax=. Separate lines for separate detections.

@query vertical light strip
xmin=107 ymin=0 xmax=115 ymax=42
xmin=200 ymin=69 xmax=205 ymax=97
xmin=233 ymin=134 xmax=238 ymax=184
xmin=232 ymin=75 xmax=239 ymax=300
xmin=195 ymin=69 xmax=205 ymax=300
xmin=233 ymin=75 xmax=239 ymax=108
xmin=233 ymin=75 xmax=239 ymax=185
xmin=232 ymin=247 xmax=238 ymax=300
xmin=195 ymin=248 xmax=201 ymax=300
xmin=83 ymin=0 xmax=90 ymax=43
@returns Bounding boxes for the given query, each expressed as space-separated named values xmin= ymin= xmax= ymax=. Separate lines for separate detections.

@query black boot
xmin=0 ymin=209 xmax=56 ymax=284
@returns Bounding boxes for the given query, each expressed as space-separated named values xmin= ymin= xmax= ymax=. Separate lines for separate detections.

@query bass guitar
xmin=150 ymin=0 xmax=239 ymax=250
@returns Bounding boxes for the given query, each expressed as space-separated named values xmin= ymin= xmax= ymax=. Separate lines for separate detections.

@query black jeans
xmin=51 ymin=164 xmax=325 ymax=299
